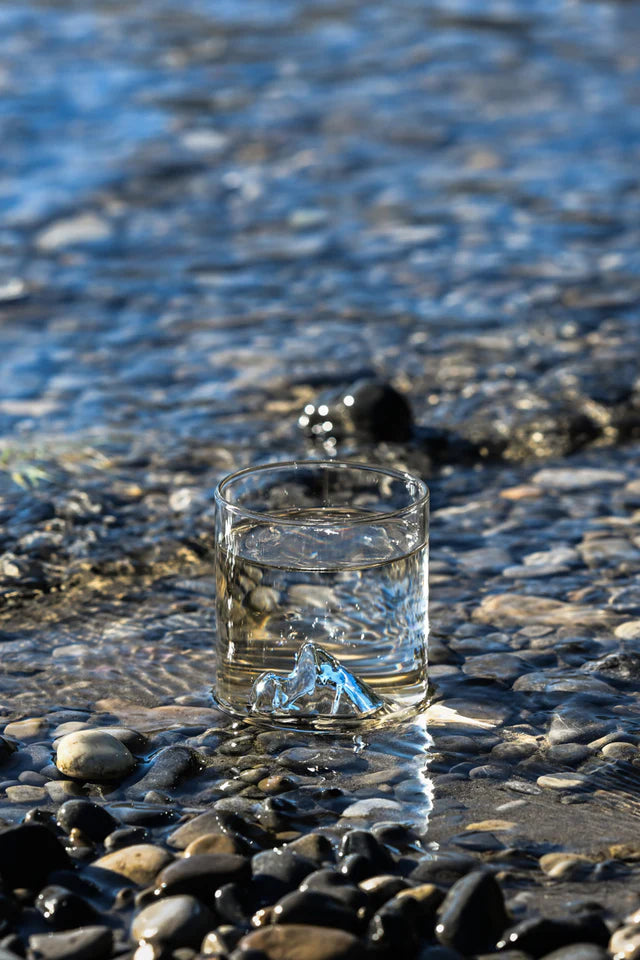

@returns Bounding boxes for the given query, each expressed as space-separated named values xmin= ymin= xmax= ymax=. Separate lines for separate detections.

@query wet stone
xmin=131 ymin=895 xmax=215 ymax=950
xmin=28 ymin=926 xmax=113 ymax=960
xmin=273 ymin=890 xmax=360 ymax=933
xmin=540 ymin=947 xmax=609 ymax=960
xmin=93 ymin=844 xmax=173 ymax=886
xmin=236 ymin=924 xmax=364 ymax=960
xmin=300 ymin=870 xmax=369 ymax=913
xmin=359 ymin=875 xmax=409 ymax=909
xmin=252 ymin=849 xmax=316 ymax=890
xmin=155 ymin=853 xmax=250 ymax=904
xmin=277 ymin=748 xmax=365 ymax=775
xmin=436 ymin=870 xmax=509 ymax=955
xmin=502 ymin=916 xmax=610 ymax=958
xmin=3 ymin=718 xmax=48 ymax=740
xmin=537 ymin=773 xmax=586 ymax=791
xmin=185 ymin=832 xmax=244 ymax=857
xmin=5 ymin=784 xmax=47 ymax=803
xmin=104 ymin=826 xmax=149 ymax=851
xmin=546 ymin=744 xmax=591 ymax=765
xmin=127 ymin=745 xmax=200 ymax=796
xmin=57 ymin=800 xmax=119 ymax=842
xmin=609 ymin=925 xmax=640 ymax=960
xmin=0 ymin=824 xmax=71 ymax=890
xmin=35 ymin=885 xmax=100 ymax=930
xmin=55 ymin=731 xmax=136 ymax=782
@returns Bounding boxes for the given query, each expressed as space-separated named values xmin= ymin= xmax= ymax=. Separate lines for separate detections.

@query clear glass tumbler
xmin=213 ymin=460 xmax=429 ymax=730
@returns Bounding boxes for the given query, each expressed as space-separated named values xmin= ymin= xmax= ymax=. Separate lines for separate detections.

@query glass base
xmin=211 ymin=685 xmax=433 ymax=734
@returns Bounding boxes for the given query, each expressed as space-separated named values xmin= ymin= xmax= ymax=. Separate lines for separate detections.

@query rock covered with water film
xmin=251 ymin=642 xmax=387 ymax=719
xmin=55 ymin=730 xmax=137 ymax=782
xmin=298 ymin=379 xmax=413 ymax=446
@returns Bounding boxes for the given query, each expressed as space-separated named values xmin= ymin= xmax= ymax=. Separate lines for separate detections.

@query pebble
xmin=36 ymin=212 xmax=112 ymax=251
xmin=539 ymin=853 xmax=595 ymax=879
xmin=104 ymin=826 xmax=148 ymax=851
xmin=436 ymin=869 xmax=509 ymax=954
xmin=300 ymin=870 xmax=369 ymax=913
xmin=127 ymin=745 xmax=198 ymax=796
xmin=277 ymin=748 xmax=365 ymax=775
xmin=57 ymin=800 xmax=119 ymax=842
xmin=602 ymin=742 xmax=637 ymax=760
xmin=545 ymin=744 xmax=591 ymax=766
xmin=93 ymin=844 xmax=173 ymax=885
xmin=611 ymin=927 xmax=640 ymax=960
xmin=35 ymin=884 xmax=100 ymax=929
xmin=542 ymin=948 xmax=608 ymax=960
xmin=340 ymin=798 xmax=403 ymax=818
xmin=502 ymin=916 xmax=610 ymax=956
xmin=359 ymin=875 xmax=409 ymax=909
xmin=155 ymin=853 xmax=250 ymax=903
xmin=131 ymin=895 xmax=215 ymax=950
xmin=56 ymin=731 xmax=136 ymax=782
xmin=167 ymin=812 xmax=225 ymax=849
xmin=0 ymin=823 xmax=70 ymax=889
xmin=473 ymin=594 xmax=611 ymax=628
xmin=253 ymin=849 xmax=316 ymax=889
xmin=28 ymin=926 xmax=113 ymax=960
xmin=236 ymin=924 xmax=364 ymax=960
xmin=3 ymin=717 xmax=48 ymax=740
xmin=537 ymin=773 xmax=586 ymax=791
xmin=185 ymin=832 xmax=243 ymax=857
xmin=272 ymin=890 xmax=360 ymax=933
xmin=531 ymin=468 xmax=626 ymax=490
xmin=614 ymin=621 xmax=640 ymax=640
xmin=45 ymin=782 xmax=86 ymax=802
xmin=5 ymin=785 xmax=47 ymax=803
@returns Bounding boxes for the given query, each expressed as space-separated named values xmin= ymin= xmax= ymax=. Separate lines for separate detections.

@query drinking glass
xmin=213 ymin=460 xmax=429 ymax=730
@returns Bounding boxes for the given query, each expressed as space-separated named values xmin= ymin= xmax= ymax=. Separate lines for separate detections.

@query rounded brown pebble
xmin=238 ymin=924 xmax=364 ymax=960
xmin=185 ymin=833 xmax=243 ymax=857
xmin=93 ymin=844 xmax=173 ymax=886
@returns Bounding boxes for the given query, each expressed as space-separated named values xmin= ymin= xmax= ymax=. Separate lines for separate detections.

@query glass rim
xmin=214 ymin=459 xmax=429 ymax=527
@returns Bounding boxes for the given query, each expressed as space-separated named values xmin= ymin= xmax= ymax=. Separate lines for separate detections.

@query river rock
xmin=35 ymin=885 xmax=100 ymax=930
xmin=56 ymin=731 xmax=136 ymax=782
xmin=131 ymin=895 xmax=215 ymax=950
xmin=236 ymin=924 xmax=364 ymax=960
xmin=540 ymin=947 xmax=608 ymax=960
xmin=29 ymin=926 xmax=113 ymax=960
xmin=3 ymin=717 xmax=48 ymax=740
xmin=155 ymin=853 xmax=250 ymax=903
xmin=436 ymin=869 xmax=509 ymax=954
xmin=273 ymin=890 xmax=360 ymax=933
xmin=126 ymin=745 xmax=199 ymax=796
xmin=503 ymin=916 xmax=610 ymax=957
xmin=93 ymin=844 xmax=173 ymax=885
xmin=57 ymin=800 xmax=119 ymax=842
xmin=185 ymin=832 xmax=243 ymax=856
xmin=0 ymin=824 xmax=71 ymax=889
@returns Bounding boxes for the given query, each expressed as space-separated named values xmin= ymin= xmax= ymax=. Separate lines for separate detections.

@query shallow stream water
xmin=1 ymin=0 xmax=640 ymax=923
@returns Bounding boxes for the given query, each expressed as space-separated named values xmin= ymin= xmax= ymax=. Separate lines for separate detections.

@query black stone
xmin=299 ymin=379 xmax=413 ymax=444
xmin=126 ymin=746 xmax=200 ymax=796
xmin=0 ymin=739 xmax=17 ymax=767
xmin=252 ymin=850 xmax=317 ymax=890
xmin=339 ymin=854 xmax=375 ymax=883
xmin=339 ymin=831 xmax=394 ymax=872
xmin=502 ymin=917 xmax=610 ymax=958
xmin=273 ymin=890 xmax=361 ymax=934
xmin=155 ymin=853 xmax=250 ymax=905
xmin=104 ymin=826 xmax=148 ymax=851
xmin=56 ymin=801 xmax=119 ymax=843
xmin=215 ymin=881 xmax=275 ymax=927
xmin=215 ymin=810 xmax=274 ymax=852
xmin=410 ymin=853 xmax=476 ymax=887
xmin=436 ymin=869 xmax=509 ymax=954
xmin=28 ymin=925 xmax=113 ymax=960
xmin=34 ymin=886 xmax=100 ymax=931
xmin=0 ymin=825 xmax=71 ymax=891
xmin=300 ymin=869 xmax=369 ymax=913
xmin=368 ymin=896 xmax=422 ymax=953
